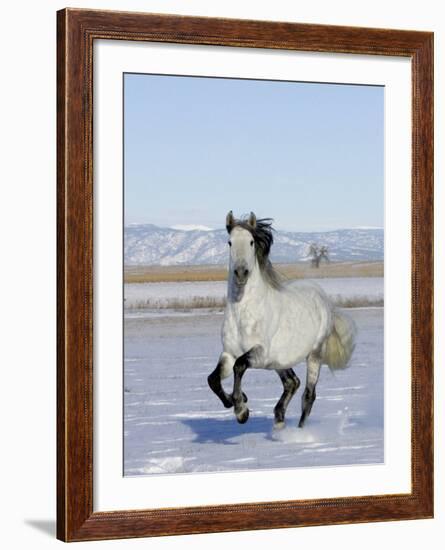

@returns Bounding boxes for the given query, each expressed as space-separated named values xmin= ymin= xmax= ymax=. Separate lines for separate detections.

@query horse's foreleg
xmin=232 ymin=353 xmax=250 ymax=424
xmin=232 ymin=346 xmax=264 ymax=424
xmin=274 ymin=369 xmax=300 ymax=429
xmin=208 ymin=352 xmax=236 ymax=408
xmin=299 ymin=351 xmax=321 ymax=428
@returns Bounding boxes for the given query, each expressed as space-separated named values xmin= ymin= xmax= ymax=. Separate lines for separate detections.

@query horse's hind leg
xmin=274 ymin=369 xmax=300 ymax=429
xmin=208 ymin=352 xmax=236 ymax=408
xmin=298 ymin=351 xmax=321 ymax=428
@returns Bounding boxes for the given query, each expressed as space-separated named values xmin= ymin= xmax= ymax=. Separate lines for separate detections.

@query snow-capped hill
xmin=124 ymin=224 xmax=383 ymax=266
xmin=170 ymin=224 xmax=213 ymax=231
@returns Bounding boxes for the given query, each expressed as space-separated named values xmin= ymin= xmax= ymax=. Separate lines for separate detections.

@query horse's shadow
xmin=181 ymin=415 xmax=271 ymax=445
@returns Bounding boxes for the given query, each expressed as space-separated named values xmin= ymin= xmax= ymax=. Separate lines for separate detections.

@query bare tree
xmin=308 ymin=243 xmax=329 ymax=268
xmin=319 ymin=245 xmax=330 ymax=263
xmin=309 ymin=243 xmax=319 ymax=267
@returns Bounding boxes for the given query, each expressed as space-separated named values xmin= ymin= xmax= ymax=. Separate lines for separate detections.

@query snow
xmin=170 ymin=224 xmax=213 ymax=231
xmin=124 ymin=307 xmax=384 ymax=476
xmin=124 ymin=224 xmax=384 ymax=265
xmin=124 ymin=277 xmax=383 ymax=310
xmin=125 ymin=281 xmax=226 ymax=310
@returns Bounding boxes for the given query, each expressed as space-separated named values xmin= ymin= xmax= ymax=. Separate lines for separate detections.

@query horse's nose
xmin=234 ymin=266 xmax=249 ymax=284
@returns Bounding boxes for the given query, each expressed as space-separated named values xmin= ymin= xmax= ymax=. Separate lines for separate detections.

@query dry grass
xmin=124 ymin=261 xmax=383 ymax=284
xmin=334 ymin=297 xmax=384 ymax=308
xmin=125 ymin=264 xmax=228 ymax=283
xmin=127 ymin=296 xmax=226 ymax=311
xmin=125 ymin=294 xmax=383 ymax=311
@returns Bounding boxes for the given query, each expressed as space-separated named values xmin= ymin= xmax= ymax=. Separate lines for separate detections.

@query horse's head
xmin=225 ymin=211 xmax=281 ymax=292
xmin=225 ymin=211 xmax=258 ymax=286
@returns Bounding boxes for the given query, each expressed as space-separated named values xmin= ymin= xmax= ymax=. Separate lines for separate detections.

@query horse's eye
xmin=250 ymin=240 xmax=254 ymax=246
xmin=228 ymin=241 xmax=232 ymax=247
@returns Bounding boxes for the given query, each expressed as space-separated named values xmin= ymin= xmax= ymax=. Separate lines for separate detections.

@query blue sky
xmin=124 ymin=73 xmax=383 ymax=232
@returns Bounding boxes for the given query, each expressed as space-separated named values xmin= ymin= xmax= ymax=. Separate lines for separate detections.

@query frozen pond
xmin=124 ymin=307 xmax=384 ymax=476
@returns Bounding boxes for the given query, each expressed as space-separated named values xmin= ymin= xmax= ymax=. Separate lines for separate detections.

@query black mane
xmin=230 ymin=216 xmax=283 ymax=290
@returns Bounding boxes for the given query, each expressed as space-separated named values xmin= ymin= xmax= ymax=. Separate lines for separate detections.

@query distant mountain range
xmin=124 ymin=224 xmax=383 ymax=266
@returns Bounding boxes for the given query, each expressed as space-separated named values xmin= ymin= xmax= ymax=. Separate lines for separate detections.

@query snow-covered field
xmin=124 ymin=306 xmax=383 ymax=476
xmin=124 ymin=277 xmax=383 ymax=310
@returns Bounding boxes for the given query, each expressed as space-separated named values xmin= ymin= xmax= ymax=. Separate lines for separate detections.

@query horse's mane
xmin=230 ymin=216 xmax=284 ymax=290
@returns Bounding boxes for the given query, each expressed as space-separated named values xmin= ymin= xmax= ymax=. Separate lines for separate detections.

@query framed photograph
xmin=57 ymin=8 xmax=433 ymax=542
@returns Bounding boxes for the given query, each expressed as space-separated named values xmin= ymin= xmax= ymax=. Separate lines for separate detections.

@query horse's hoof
xmin=273 ymin=421 xmax=285 ymax=430
xmin=235 ymin=405 xmax=249 ymax=424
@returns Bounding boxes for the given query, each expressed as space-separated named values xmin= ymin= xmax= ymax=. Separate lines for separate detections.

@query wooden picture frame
xmin=57 ymin=8 xmax=433 ymax=542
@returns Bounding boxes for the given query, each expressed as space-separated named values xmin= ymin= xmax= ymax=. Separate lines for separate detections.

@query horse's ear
xmin=226 ymin=210 xmax=235 ymax=233
xmin=248 ymin=212 xmax=257 ymax=229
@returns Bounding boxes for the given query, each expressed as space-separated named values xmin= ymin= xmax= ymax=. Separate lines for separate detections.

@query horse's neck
xmin=227 ymin=262 xmax=268 ymax=305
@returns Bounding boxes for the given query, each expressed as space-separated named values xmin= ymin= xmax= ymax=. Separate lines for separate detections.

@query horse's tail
xmin=322 ymin=311 xmax=356 ymax=370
